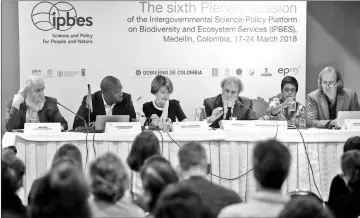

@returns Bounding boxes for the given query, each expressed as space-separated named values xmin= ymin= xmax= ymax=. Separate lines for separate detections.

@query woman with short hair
xmin=260 ymin=76 xmax=306 ymax=127
xmin=88 ymin=152 xmax=145 ymax=217
xmin=143 ymin=75 xmax=187 ymax=127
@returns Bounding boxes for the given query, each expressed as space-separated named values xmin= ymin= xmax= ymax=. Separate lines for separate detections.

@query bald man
xmin=73 ymin=76 xmax=136 ymax=130
xmin=5 ymin=76 xmax=68 ymax=132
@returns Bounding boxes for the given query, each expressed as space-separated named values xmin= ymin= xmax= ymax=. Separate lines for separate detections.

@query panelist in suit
xmin=204 ymin=76 xmax=257 ymax=128
xmin=73 ymin=76 xmax=136 ymax=130
xmin=5 ymin=76 xmax=68 ymax=132
xmin=260 ymin=76 xmax=306 ymax=128
xmin=142 ymin=75 xmax=187 ymax=126
xmin=307 ymin=66 xmax=360 ymax=128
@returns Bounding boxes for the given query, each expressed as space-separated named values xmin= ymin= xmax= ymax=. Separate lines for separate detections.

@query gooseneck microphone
xmin=55 ymin=100 xmax=90 ymax=130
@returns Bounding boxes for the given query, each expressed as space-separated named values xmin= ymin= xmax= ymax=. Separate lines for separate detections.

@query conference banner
xmin=19 ymin=1 xmax=307 ymax=128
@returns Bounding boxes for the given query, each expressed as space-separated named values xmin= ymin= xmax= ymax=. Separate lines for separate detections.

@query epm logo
xmin=31 ymin=1 xmax=93 ymax=31
xmin=278 ymin=67 xmax=300 ymax=76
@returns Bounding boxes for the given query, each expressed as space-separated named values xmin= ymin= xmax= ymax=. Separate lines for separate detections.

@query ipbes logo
xmin=278 ymin=67 xmax=300 ymax=76
xmin=31 ymin=2 xmax=93 ymax=31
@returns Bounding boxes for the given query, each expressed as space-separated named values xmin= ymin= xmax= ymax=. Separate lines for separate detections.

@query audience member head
xmin=343 ymin=136 xmax=360 ymax=152
xmin=100 ymin=76 xmax=123 ymax=104
xmin=140 ymin=155 xmax=179 ymax=213
xmin=288 ymin=190 xmax=323 ymax=205
xmin=317 ymin=66 xmax=344 ymax=96
xmin=2 ymin=149 xmax=25 ymax=193
xmin=281 ymin=76 xmax=299 ymax=100
xmin=151 ymin=75 xmax=174 ymax=103
xmin=177 ymin=142 xmax=209 ymax=180
xmin=341 ymin=150 xmax=360 ymax=190
xmin=253 ymin=139 xmax=291 ymax=190
xmin=127 ymin=130 xmax=160 ymax=172
xmin=28 ymin=162 xmax=91 ymax=218
xmin=220 ymin=76 xmax=243 ymax=107
xmin=153 ymin=183 xmax=212 ymax=218
xmin=278 ymin=196 xmax=333 ymax=218
xmin=21 ymin=76 xmax=45 ymax=111
xmin=51 ymin=143 xmax=83 ymax=170
xmin=89 ymin=152 xmax=129 ymax=203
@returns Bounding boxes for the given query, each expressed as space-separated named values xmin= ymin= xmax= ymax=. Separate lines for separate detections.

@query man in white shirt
xmin=73 ymin=76 xmax=136 ymax=130
xmin=218 ymin=139 xmax=291 ymax=218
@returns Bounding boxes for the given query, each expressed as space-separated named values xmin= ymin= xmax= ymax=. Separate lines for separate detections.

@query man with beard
xmin=307 ymin=66 xmax=360 ymax=129
xmin=203 ymin=76 xmax=257 ymax=128
xmin=5 ymin=76 xmax=68 ymax=132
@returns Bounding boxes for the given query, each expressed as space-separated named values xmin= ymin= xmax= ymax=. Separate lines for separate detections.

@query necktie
xmin=225 ymin=107 xmax=232 ymax=120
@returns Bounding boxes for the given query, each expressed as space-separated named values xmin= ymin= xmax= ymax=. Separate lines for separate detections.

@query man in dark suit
xmin=73 ymin=76 xmax=136 ymax=130
xmin=5 ymin=76 xmax=68 ymax=132
xmin=177 ymin=142 xmax=242 ymax=218
xmin=204 ymin=76 xmax=257 ymax=128
xmin=307 ymin=66 xmax=360 ymax=128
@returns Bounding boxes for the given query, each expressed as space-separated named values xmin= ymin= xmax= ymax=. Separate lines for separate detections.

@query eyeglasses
xmin=321 ymin=81 xmax=337 ymax=87
xmin=282 ymin=88 xmax=296 ymax=93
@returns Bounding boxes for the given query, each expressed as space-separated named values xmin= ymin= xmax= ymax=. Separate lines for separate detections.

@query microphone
xmin=56 ymin=100 xmax=92 ymax=132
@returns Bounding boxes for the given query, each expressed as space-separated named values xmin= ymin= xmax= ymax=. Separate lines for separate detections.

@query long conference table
xmin=2 ymin=128 xmax=360 ymax=205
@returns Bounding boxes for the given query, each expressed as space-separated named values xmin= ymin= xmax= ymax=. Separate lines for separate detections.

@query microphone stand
xmin=56 ymin=100 xmax=92 ymax=132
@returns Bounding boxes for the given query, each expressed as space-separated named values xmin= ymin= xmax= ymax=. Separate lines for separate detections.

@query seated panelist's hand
xmin=209 ymin=107 xmax=223 ymax=123
xmin=150 ymin=114 xmax=160 ymax=126
xmin=282 ymin=97 xmax=294 ymax=108
xmin=12 ymin=88 xmax=27 ymax=110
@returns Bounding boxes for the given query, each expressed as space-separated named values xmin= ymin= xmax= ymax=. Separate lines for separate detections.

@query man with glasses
xmin=307 ymin=66 xmax=360 ymax=128
xmin=73 ymin=76 xmax=136 ymax=130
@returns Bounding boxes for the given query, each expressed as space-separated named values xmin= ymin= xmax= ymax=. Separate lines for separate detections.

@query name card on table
xmin=172 ymin=121 xmax=209 ymax=132
xmin=104 ymin=122 xmax=141 ymax=133
xmin=343 ymin=119 xmax=360 ymax=130
xmin=252 ymin=120 xmax=288 ymax=131
xmin=220 ymin=120 xmax=287 ymax=131
xmin=24 ymin=123 xmax=61 ymax=134
xmin=220 ymin=120 xmax=252 ymax=131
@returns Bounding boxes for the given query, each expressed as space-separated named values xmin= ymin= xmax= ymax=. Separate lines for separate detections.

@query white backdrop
xmin=19 ymin=1 xmax=306 ymax=129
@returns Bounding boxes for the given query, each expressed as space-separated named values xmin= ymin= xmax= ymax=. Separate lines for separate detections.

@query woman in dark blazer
xmin=143 ymin=75 xmax=187 ymax=127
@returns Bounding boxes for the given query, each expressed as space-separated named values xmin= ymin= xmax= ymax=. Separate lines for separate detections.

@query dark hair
xmin=153 ymin=183 xmax=212 ymax=218
xmin=2 ymin=149 xmax=25 ymax=193
xmin=151 ymin=75 xmax=174 ymax=94
xmin=279 ymin=196 xmax=333 ymax=218
xmin=178 ymin=142 xmax=207 ymax=171
xmin=51 ymin=144 xmax=83 ymax=170
xmin=28 ymin=162 xmax=91 ymax=218
xmin=341 ymin=150 xmax=360 ymax=190
xmin=343 ymin=136 xmax=360 ymax=152
xmin=90 ymin=152 xmax=129 ymax=203
xmin=100 ymin=76 xmax=122 ymax=93
xmin=253 ymin=139 xmax=291 ymax=190
xmin=140 ymin=156 xmax=178 ymax=212
xmin=127 ymin=131 xmax=160 ymax=172
xmin=281 ymin=76 xmax=299 ymax=93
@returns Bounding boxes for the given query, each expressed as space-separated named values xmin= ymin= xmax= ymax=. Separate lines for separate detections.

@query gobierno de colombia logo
xmin=31 ymin=1 xmax=93 ymax=31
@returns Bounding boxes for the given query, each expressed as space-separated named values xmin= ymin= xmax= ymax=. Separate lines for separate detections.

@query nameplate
xmin=252 ymin=120 xmax=288 ymax=131
xmin=24 ymin=123 xmax=61 ymax=134
xmin=343 ymin=119 xmax=360 ymax=130
xmin=104 ymin=122 xmax=141 ymax=133
xmin=172 ymin=121 xmax=208 ymax=132
xmin=220 ymin=120 xmax=252 ymax=131
xmin=220 ymin=120 xmax=287 ymax=131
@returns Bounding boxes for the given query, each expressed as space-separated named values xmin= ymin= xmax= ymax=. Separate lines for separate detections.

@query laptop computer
xmin=95 ymin=115 xmax=130 ymax=131
xmin=337 ymin=111 xmax=360 ymax=127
